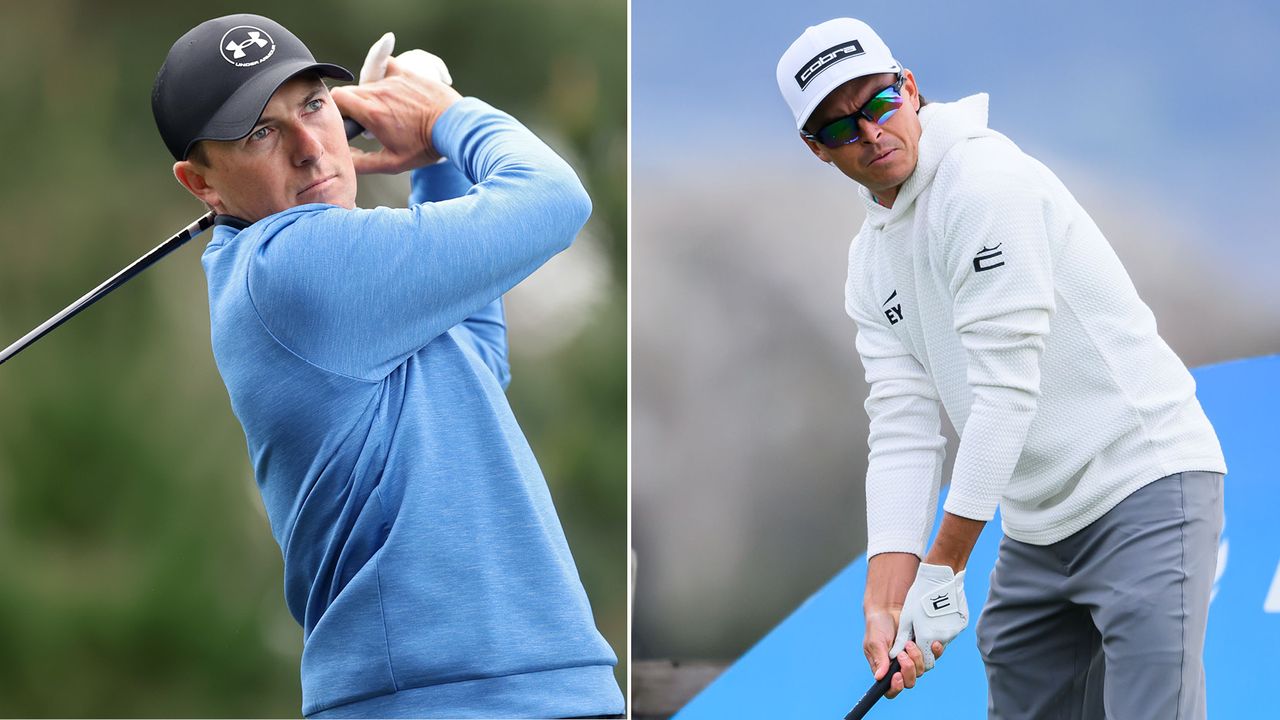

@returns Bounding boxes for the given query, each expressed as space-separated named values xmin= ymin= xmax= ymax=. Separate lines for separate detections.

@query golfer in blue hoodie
xmin=152 ymin=14 xmax=623 ymax=719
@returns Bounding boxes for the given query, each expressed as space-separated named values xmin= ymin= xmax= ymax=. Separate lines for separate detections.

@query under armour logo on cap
xmin=152 ymin=13 xmax=353 ymax=160
xmin=220 ymin=26 xmax=276 ymax=67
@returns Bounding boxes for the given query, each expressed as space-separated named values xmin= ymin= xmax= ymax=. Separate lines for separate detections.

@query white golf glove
xmin=359 ymin=32 xmax=453 ymax=85
xmin=357 ymin=32 xmax=454 ymax=144
xmin=889 ymin=562 xmax=968 ymax=670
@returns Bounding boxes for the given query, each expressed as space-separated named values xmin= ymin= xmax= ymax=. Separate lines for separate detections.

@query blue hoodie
xmin=199 ymin=98 xmax=622 ymax=718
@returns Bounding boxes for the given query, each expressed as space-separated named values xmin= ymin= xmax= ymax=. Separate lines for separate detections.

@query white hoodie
xmin=848 ymin=94 xmax=1226 ymax=556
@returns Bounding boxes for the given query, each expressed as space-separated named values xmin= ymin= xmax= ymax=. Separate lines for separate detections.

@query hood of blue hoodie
xmin=860 ymin=93 xmax=997 ymax=230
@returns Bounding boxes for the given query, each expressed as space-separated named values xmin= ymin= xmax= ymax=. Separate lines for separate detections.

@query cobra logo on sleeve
xmin=973 ymin=243 xmax=1005 ymax=273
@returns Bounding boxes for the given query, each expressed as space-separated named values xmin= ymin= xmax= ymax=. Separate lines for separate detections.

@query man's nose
xmin=857 ymin=115 xmax=883 ymax=143
xmin=292 ymin=125 xmax=324 ymax=166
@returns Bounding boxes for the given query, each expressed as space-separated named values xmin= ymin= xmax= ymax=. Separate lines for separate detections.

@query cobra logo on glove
xmin=925 ymin=588 xmax=959 ymax=615
xmin=889 ymin=562 xmax=969 ymax=671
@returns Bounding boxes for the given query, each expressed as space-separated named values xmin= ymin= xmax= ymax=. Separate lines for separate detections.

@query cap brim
xmin=183 ymin=60 xmax=354 ymax=158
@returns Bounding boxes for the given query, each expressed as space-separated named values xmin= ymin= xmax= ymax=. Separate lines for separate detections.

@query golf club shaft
xmin=0 ymin=213 xmax=215 ymax=366
xmin=844 ymin=658 xmax=901 ymax=720
xmin=0 ymin=118 xmax=366 ymax=367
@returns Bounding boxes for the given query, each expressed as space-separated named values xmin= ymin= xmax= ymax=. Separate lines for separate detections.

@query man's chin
xmin=863 ymin=162 xmax=913 ymax=192
xmin=299 ymin=179 xmax=357 ymax=209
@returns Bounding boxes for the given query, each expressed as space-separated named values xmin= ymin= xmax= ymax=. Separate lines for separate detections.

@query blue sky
xmin=634 ymin=0 xmax=1280 ymax=290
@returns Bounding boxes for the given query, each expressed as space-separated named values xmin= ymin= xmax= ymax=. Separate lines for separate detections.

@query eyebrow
xmin=251 ymin=85 xmax=326 ymax=130
xmin=812 ymin=79 xmax=891 ymax=128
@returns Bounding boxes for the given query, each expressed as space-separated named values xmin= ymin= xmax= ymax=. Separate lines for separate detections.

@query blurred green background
xmin=0 ymin=0 xmax=626 ymax=716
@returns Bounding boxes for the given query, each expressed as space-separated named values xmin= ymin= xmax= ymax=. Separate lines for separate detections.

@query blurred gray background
xmin=632 ymin=0 xmax=1280 ymax=662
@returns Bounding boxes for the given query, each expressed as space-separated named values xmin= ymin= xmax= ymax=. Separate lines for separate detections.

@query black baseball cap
xmin=152 ymin=14 xmax=353 ymax=161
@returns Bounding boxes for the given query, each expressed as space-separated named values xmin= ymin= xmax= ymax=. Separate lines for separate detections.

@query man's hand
xmin=331 ymin=55 xmax=462 ymax=174
xmin=889 ymin=562 xmax=968 ymax=671
xmin=863 ymin=552 xmax=945 ymax=699
xmin=865 ymin=608 xmax=944 ymax=699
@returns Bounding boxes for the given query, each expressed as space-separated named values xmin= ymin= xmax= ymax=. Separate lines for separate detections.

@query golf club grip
xmin=343 ymin=117 xmax=364 ymax=140
xmin=843 ymin=658 xmax=900 ymax=720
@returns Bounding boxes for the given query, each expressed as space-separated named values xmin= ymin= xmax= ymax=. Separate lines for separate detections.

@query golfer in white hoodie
xmin=776 ymin=18 xmax=1226 ymax=719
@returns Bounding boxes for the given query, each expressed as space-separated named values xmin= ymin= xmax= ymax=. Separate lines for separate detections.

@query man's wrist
xmin=922 ymin=552 xmax=966 ymax=573
xmin=922 ymin=512 xmax=986 ymax=573
xmin=863 ymin=600 xmax=903 ymax=615
xmin=864 ymin=551 xmax=921 ymax=612
xmin=429 ymin=96 xmax=480 ymax=163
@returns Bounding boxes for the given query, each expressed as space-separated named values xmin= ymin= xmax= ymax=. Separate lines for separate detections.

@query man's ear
xmin=903 ymin=69 xmax=921 ymax=112
xmin=173 ymin=160 xmax=222 ymax=211
xmin=802 ymin=134 xmax=833 ymax=163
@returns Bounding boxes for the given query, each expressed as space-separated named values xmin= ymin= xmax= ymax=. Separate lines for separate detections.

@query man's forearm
xmin=864 ymin=552 xmax=921 ymax=612
xmin=924 ymin=512 xmax=986 ymax=572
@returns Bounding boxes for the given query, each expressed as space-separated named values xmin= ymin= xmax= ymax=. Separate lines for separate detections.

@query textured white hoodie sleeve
xmin=846 ymin=249 xmax=946 ymax=558
xmin=936 ymin=159 xmax=1056 ymax=521
xmin=850 ymin=95 xmax=1224 ymax=548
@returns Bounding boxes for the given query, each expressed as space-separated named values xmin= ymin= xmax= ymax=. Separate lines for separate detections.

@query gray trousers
xmin=976 ymin=471 xmax=1223 ymax=720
